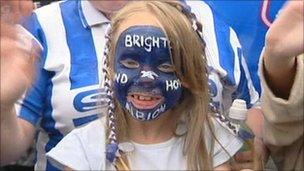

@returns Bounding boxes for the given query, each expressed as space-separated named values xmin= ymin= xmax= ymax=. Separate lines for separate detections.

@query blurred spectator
xmin=261 ymin=1 xmax=303 ymax=170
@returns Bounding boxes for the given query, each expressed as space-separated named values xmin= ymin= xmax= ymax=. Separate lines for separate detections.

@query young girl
xmin=46 ymin=1 xmax=242 ymax=170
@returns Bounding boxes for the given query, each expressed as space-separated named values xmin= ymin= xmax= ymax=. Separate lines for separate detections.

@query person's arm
xmin=260 ymin=3 xmax=303 ymax=170
xmin=0 ymin=0 xmax=41 ymax=165
xmin=263 ymin=1 xmax=303 ymax=99
xmin=1 ymin=110 xmax=36 ymax=165
xmin=261 ymin=0 xmax=303 ymax=147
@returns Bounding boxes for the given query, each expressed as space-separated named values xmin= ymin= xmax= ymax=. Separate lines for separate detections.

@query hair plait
xmin=102 ymin=24 xmax=119 ymax=163
xmin=172 ymin=1 xmax=239 ymax=136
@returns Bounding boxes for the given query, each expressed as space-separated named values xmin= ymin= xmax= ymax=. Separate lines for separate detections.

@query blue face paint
xmin=114 ymin=26 xmax=183 ymax=121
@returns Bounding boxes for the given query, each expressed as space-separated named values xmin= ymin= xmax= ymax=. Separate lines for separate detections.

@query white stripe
xmin=187 ymin=1 xmax=227 ymax=77
xmin=241 ymin=57 xmax=260 ymax=106
xmin=33 ymin=3 xmax=65 ymax=169
xmin=229 ymin=28 xmax=241 ymax=86
xmin=91 ymin=24 xmax=109 ymax=86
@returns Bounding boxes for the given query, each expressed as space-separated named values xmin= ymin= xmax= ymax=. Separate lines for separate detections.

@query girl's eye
xmin=158 ymin=63 xmax=175 ymax=73
xmin=120 ymin=59 xmax=140 ymax=69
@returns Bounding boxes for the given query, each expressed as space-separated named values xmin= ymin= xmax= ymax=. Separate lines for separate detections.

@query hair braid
xmin=102 ymin=25 xmax=119 ymax=164
xmin=170 ymin=1 xmax=239 ymax=136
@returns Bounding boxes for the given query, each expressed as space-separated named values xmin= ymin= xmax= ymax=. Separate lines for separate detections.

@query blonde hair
xmin=105 ymin=1 xmax=215 ymax=170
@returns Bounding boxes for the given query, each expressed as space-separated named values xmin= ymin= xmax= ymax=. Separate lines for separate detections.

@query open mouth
xmin=127 ymin=93 xmax=164 ymax=110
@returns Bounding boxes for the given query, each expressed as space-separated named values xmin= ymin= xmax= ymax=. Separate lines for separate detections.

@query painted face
xmin=114 ymin=26 xmax=183 ymax=121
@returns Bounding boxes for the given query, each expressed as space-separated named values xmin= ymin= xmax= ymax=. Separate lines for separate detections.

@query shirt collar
xmin=78 ymin=0 xmax=109 ymax=28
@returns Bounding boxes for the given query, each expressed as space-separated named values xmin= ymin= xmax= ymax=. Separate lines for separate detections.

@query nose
xmin=135 ymin=70 xmax=159 ymax=87
xmin=140 ymin=70 xmax=158 ymax=80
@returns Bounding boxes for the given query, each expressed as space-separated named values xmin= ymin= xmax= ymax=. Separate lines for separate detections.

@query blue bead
xmin=106 ymin=143 xmax=119 ymax=163
xmin=238 ymin=129 xmax=254 ymax=140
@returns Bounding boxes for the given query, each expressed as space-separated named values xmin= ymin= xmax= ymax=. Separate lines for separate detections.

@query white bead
xmin=119 ymin=142 xmax=135 ymax=152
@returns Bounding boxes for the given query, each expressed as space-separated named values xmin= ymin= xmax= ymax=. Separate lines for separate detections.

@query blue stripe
xmin=19 ymin=70 xmax=49 ymax=125
xmin=22 ymin=13 xmax=48 ymax=64
xmin=73 ymin=114 xmax=99 ymax=127
xmin=41 ymin=70 xmax=64 ymax=170
xmin=46 ymin=160 xmax=61 ymax=171
xmin=213 ymin=11 xmax=236 ymax=86
xmin=61 ymin=0 xmax=99 ymax=90
xmin=19 ymin=13 xmax=49 ymax=125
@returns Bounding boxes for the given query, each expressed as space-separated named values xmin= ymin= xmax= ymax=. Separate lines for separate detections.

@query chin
xmin=124 ymin=101 xmax=167 ymax=121
xmin=91 ymin=1 xmax=129 ymax=13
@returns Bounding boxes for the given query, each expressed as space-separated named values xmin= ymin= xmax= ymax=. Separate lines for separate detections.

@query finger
xmin=234 ymin=151 xmax=253 ymax=162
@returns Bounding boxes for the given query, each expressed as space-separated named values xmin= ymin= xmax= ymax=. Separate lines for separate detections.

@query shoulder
xmin=185 ymin=1 xmax=212 ymax=13
xmin=46 ymin=118 xmax=107 ymax=170
xmin=34 ymin=1 xmax=63 ymax=17
xmin=32 ymin=0 xmax=77 ymax=28
xmin=185 ymin=1 xmax=214 ymax=24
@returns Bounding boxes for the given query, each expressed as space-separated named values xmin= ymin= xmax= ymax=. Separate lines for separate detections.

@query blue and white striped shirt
xmin=188 ymin=1 xmax=259 ymax=112
xmin=18 ymin=0 xmax=259 ymax=170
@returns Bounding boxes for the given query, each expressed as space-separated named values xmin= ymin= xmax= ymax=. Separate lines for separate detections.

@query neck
xmin=127 ymin=110 xmax=179 ymax=144
xmin=101 ymin=11 xmax=112 ymax=20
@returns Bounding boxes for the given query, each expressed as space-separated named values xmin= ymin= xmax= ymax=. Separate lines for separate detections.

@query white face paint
xmin=125 ymin=102 xmax=166 ymax=120
xmin=166 ymin=79 xmax=182 ymax=91
xmin=115 ymin=73 xmax=128 ymax=84
xmin=125 ymin=34 xmax=168 ymax=52
xmin=140 ymin=70 xmax=159 ymax=80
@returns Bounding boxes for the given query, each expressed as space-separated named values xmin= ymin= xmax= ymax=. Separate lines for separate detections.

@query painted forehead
xmin=116 ymin=25 xmax=170 ymax=54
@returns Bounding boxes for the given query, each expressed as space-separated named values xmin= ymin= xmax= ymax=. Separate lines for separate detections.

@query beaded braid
xmin=175 ymin=2 xmax=239 ymax=136
xmin=102 ymin=25 xmax=120 ymax=163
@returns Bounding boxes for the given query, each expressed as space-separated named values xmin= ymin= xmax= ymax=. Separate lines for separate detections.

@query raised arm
xmin=261 ymin=2 xmax=303 ymax=170
xmin=263 ymin=0 xmax=303 ymax=99
xmin=0 ymin=0 xmax=38 ymax=165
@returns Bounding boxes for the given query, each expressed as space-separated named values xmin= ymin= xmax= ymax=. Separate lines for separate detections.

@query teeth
xmin=131 ymin=94 xmax=160 ymax=101
xmin=152 ymin=97 xmax=159 ymax=100
xmin=139 ymin=96 xmax=152 ymax=101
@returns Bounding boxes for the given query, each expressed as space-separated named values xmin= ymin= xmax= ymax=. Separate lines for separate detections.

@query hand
xmin=265 ymin=0 xmax=304 ymax=59
xmin=0 ymin=0 xmax=34 ymax=25
xmin=231 ymin=149 xmax=253 ymax=171
xmin=231 ymin=108 xmax=268 ymax=171
xmin=0 ymin=0 xmax=39 ymax=111
xmin=263 ymin=1 xmax=303 ymax=99
xmin=231 ymin=138 xmax=268 ymax=171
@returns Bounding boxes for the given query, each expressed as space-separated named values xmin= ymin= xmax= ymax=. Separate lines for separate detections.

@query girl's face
xmin=113 ymin=25 xmax=183 ymax=121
